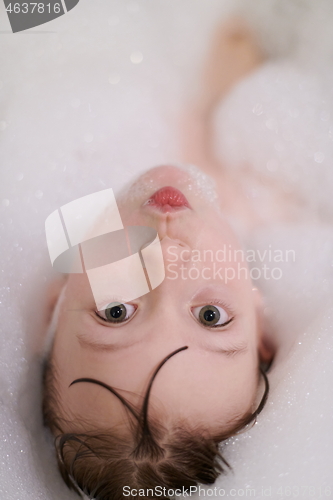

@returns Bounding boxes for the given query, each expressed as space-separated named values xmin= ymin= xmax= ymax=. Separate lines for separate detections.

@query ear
xmin=252 ymin=287 xmax=276 ymax=370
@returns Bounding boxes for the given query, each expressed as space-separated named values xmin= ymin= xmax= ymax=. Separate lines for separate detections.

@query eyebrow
xmin=77 ymin=333 xmax=249 ymax=356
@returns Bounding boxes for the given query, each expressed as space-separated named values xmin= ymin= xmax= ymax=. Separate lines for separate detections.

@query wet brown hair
xmin=42 ymin=346 xmax=269 ymax=500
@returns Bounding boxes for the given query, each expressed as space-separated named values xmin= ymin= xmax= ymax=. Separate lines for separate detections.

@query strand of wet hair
xmin=68 ymin=346 xmax=189 ymax=461
xmin=132 ymin=346 xmax=189 ymax=460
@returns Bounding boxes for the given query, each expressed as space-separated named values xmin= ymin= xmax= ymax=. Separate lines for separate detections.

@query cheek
xmin=118 ymin=205 xmax=145 ymax=225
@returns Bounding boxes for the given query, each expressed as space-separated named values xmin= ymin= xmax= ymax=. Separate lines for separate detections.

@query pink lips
xmin=144 ymin=186 xmax=191 ymax=212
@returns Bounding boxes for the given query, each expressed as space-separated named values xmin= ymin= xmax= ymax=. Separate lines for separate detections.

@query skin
xmin=181 ymin=17 xmax=264 ymax=176
xmin=49 ymin=165 xmax=275 ymax=436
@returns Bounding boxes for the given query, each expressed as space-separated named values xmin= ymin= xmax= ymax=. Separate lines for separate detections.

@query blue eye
xmin=192 ymin=304 xmax=231 ymax=328
xmin=96 ymin=302 xmax=136 ymax=324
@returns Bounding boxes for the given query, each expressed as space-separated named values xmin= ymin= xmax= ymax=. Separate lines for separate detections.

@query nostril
xmin=172 ymin=239 xmax=188 ymax=248
xmin=160 ymin=235 xmax=190 ymax=251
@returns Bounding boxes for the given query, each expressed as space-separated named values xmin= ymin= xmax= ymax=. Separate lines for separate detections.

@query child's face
xmin=50 ymin=165 xmax=269 ymax=435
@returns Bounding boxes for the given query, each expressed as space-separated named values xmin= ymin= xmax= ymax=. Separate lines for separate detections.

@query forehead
xmin=52 ymin=342 xmax=258 ymax=434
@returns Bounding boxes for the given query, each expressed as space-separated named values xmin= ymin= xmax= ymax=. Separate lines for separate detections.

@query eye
xmin=192 ymin=304 xmax=232 ymax=328
xmin=96 ymin=302 xmax=137 ymax=324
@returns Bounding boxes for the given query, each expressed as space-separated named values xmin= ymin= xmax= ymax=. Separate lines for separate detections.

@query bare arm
xmin=180 ymin=17 xmax=263 ymax=176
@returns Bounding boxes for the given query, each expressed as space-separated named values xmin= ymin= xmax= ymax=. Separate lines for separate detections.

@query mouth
xmin=142 ymin=186 xmax=192 ymax=213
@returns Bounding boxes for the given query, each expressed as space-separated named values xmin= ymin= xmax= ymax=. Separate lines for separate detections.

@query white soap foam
xmin=213 ymin=61 xmax=333 ymax=223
